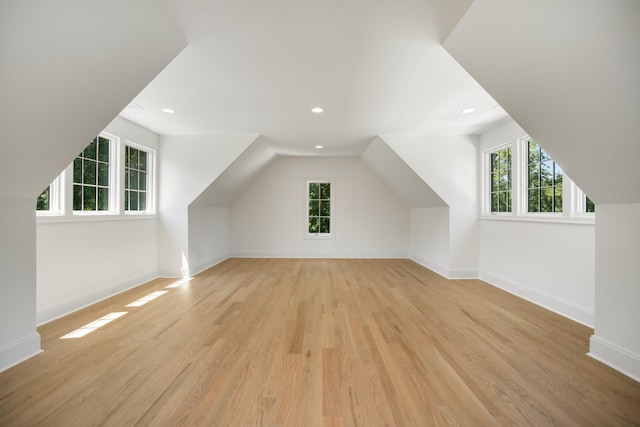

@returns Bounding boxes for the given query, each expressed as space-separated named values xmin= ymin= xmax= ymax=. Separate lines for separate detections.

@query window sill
xmin=36 ymin=213 xmax=158 ymax=224
xmin=479 ymin=214 xmax=595 ymax=225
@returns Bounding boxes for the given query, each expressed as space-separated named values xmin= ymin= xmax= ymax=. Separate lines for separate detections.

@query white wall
xmin=229 ymin=156 xmax=409 ymax=258
xmin=158 ymin=134 xmax=257 ymax=277
xmin=409 ymin=207 xmax=450 ymax=277
xmin=382 ymin=134 xmax=479 ymax=277
xmin=590 ymin=203 xmax=640 ymax=381
xmin=0 ymin=198 xmax=41 ymax=372
xmin=478 ymin=120 xmax=596 ymax=326
xmin=188 ymin=207 xmax=230 ymax=275
xmin=37 ymin=219 xmax=158 ymax=324
xmin=479 ymin=220 xmax=595 ymax=326
xmin=36 ymin=117 xmax=161 ymax=325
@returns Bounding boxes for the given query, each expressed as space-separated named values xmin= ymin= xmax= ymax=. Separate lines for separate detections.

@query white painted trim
xmin=409 ymin=255 xmax=478 ymax=279
xmin=480 ymin=271 xmax=594 ymax=327
xmin=0 ymin=333 xmax=42 ymax=374
xmin=409 ymin=255 xmax=449 ymax=279
xmin=448 ymin=268 xmax=480 ymax=279
xmin=37 ymin=272 xmax=158 ymax=325
xmin=230 ymin=252 xmax=409 ymax=259
xmin=189 ymin=254 xmax=230 ymax=277
xmin=589 ymin=335 xmax=640 ymax=383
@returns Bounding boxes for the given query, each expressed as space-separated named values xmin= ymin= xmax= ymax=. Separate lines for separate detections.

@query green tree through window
xmin=527 ymin=139 xmax=562 ymax=213
xmin=73 ymin=136 xmax=110 ymax=211
xmin=489 ymin=147 xmax=512 ymax=213
xmin=308 ymin=181 xmax=331 ymax=234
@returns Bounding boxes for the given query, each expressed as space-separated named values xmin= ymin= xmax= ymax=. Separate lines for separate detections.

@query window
xmin=35 ymin=126 xmax=156 ymax=220
xmin=125 ymin=145 xmax=150 ymax=212
xmin=73 ymin=136 xmax=113 ymax=212
xmin=488 ymin=146 xmax=512 ymax=213
xmin=586 ymin=197 xmax=595 ymax=213
xmin=37 ymin=186 xmax=51 ymax=211
xmin=483 ymin=135 xmax=594 ymax=221
xmin=36 ymin=174 xmax=63 ymax=215
xmin=306 ymin=180 xmax=333 ymax=237
xmin=526 ymin=139 xmax=562 ymax=213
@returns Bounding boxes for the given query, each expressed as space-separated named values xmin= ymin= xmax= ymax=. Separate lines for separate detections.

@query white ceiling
xmin=120 ymin=0 xmax=508 ymax=156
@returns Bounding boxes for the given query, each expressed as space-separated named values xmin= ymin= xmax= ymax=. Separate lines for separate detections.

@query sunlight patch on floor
xmin=60 ymin=312 xmax=128 ymax=339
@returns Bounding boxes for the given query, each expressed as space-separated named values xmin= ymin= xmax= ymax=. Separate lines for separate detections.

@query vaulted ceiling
xmin=120 ymin=0 xmax=507 ymax=156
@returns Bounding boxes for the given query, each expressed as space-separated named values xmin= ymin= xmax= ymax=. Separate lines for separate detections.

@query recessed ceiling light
xmin=311 ymin=107 xmax=324 ymax=114
xmin=315 ymin=145 xmax=324 ymax=149
xmin=461 ymin=108 xmax=475 ymax=114
xmin=162 ymin=108 xmax=175 ymax=114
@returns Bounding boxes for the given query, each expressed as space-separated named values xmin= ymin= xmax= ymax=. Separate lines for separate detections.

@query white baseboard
xmin=409 ymin=255 xmax=449 ymax=278
xmin=589 ymin=335 xmax=640 ymax=383
xmin=479 ymin=271 xmax=594 ymax=327
xmin=36 ymin=272 xmax=158 ymax=325
xmin=189 ymin=254 xmax=230 ymax=277
xmin=0 ymin=332 xmax=42 ymax=374
xmin=229 ymin=251 xmax=408 ymax=259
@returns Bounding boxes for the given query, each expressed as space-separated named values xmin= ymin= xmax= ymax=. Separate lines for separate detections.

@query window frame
xmin=482 ymin=134 xmax=594 ymax=224
xmin=484 ymin=142 xmax=513 ymax=215
xmin=36 ymin=173 xmax=65 ymax=216
xmin=520 ymin=137 xmax=564 ymax=216
xmin=72 ymin=133 xmax=118 ymax=216
xmin=124 ymin=141 xmax=155 ymax=215
xmin=305 ymin=178 xmax=335 ymax=239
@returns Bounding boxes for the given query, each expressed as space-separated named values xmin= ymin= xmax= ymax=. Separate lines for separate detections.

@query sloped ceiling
xmin=362 ymin=137 xmax=447 ymax=208
xmin=0 ymin=0 xmax=186 ymax=198
xmin=444 ymin=0 xmax=640 ymax=204
xmin=190 ymin=136 xmax=277 ymax=208
xmin=120 ymin=0 xmax=508 ymax=156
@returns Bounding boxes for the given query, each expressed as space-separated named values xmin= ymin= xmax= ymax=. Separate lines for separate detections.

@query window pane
xmin=554 ymin=164 xmax=563 ymax=186
xmin=73 ymin=158 xmax=82 ymax=183
xmin=528 ymin=189 xmax=539 ymax=212
xmin=506 ymin=191 xmax=512 ymax=212
xmin=309 ymin=200 xmax=319 ymax=216
xmin=124 ymin=189 xmax=130 ymax=210
xmin=125 ymin=168 xmax=129 ymax=188
xmin=130 ymin=191 xmax=138 ymax=210
xmin=320 ymin=183 xmax=330 ymax=199
xmin=37 ymin=186 xmax=50 ymax=211
xmin=98 ymin=162 xmax=109 ymax=186
xmin=319 ymin=217 xmax=330 ymax=233
xmin=308 ymin=216 xmax=319 ymax=233
xmin=83 ymin=139 xmax=97 ymax=160
xmin=586 ymin=197 xmax=595 ymax=213
xmin=130 ymin=170 xmax=139 ymax=190
xmin=129 ymin=148 xmax=138 ymax=170
xmin=73 ymin=185 xmax=82 ymax=210
xmin=139 ymin=192 xmax=146 ymax=211
xmin=498 ymin=192 xmax=508 ymax=212
xmin=84 ymin=160 xmax=96 ymax=185
xmin=83 ymin=186 xmax=96 ymax=211
xmin=139 ymin=171 xmax=146 ymax=191
xmin=309 ymin=183 xmax=319 ymax=199
xmin=528 ymin=140 xmax=540 ymax=164
xmin=491 ymin=172 xmax=499 ymax=192
xmin=540 ymin=187 xmax=553 ymax=212
xmin=528 ymin=164 xmax=540 ymax=189
xmin=98 ymin=187 xmax=109 ymax=211
xmin=98 ymin=138 xmax=109 ymax=162
xmin=139 ymin=151 xmax=147 ymax=170
xmin=554 ymin=187 xmax=563 ymax=213
xmin=125 ymin=146 xmax=130 ymax=168
xmin=320 ymin=200 xmax=330 ymax=216
xmin=540 ymin=161 xmax=554 ymax=187
xmin=491 ymin=192 xmax=499 ymax=212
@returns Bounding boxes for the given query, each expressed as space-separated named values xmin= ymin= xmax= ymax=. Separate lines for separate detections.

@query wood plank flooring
xmin=1 ymin=258 xmax=639 ymax=426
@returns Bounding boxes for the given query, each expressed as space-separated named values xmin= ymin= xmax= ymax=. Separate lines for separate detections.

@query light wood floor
xmin=1 ymin=259 xmax=639 ymax=426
